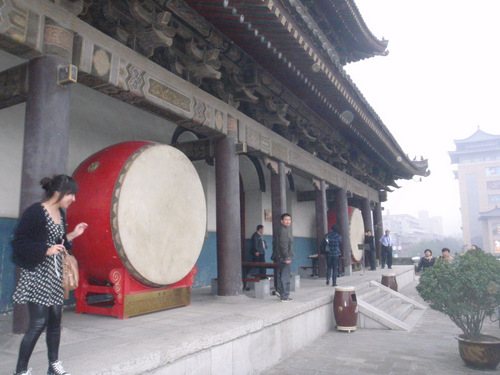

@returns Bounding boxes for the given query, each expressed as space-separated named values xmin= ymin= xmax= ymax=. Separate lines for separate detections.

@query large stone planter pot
xmin=456 ymin=334 xmax=500 ymax=370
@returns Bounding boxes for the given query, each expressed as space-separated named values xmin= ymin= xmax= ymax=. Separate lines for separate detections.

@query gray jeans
xmin=277 ymin=261 xmax=291 ymax=299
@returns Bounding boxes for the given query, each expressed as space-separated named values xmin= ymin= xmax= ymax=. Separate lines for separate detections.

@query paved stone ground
xmin=261 ymin=279 xmax=500 ymax=375
xmin=1 ymin=271 xmax=498 ymax=374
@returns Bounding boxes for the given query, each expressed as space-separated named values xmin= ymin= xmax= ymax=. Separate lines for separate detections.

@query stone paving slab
xmin=261 ymin=279 xmax=500 ymax=375
xmin=1 ymin=267 xmax=497 ymax=374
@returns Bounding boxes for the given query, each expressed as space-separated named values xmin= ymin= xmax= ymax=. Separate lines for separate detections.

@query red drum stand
xmin=74 ymin=266 xmax=197 ymax=319
xmin=381 ymin=273 xmax=398 ymax=292
xmin=333 ymin=286 xmax=358 ymax=332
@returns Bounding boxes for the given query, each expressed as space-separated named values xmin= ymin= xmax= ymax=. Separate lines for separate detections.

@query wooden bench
xmin=241 ymin=262 xmax=278 ymax=290
xmin=246 ymin=273 xmax=276 ymax=278
xmin=242 ymin=278 xmax=260 ymax=283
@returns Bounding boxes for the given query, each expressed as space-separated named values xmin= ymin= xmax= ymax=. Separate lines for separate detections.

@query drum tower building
xmin=0 ymin=0 xmax=429 ymax=324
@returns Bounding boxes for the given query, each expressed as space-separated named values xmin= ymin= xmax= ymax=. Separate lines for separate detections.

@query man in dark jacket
xmin=320 ymin=224 xmax=342 ymax=286
xmin=272 ymin=213 xmax=294 ymax=302
xmin=251 ymin=225 xmax=267 ymax=262
xmin=364 ymin=230 xmax=376 ymax=270
xmin=250 ymin=224 xmax=267 ymax=276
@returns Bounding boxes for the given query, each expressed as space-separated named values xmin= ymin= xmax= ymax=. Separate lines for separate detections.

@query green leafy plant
xmin=416 ymin=250 xmax=500 ymax=338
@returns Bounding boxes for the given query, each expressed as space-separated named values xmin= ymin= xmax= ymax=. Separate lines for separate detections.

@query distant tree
xmin=409 ymin=237 xmax=462 ymax=257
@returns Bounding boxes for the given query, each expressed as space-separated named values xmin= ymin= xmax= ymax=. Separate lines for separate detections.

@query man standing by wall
xmin=364 ymin=230 xmax=376 ymax=270
xmin=379 ymin=230 xmax=393 ymax=269
xmin=250 ymin=224 xmax=267 ymax=276
xmin=272 ymin=213 xmax=294 ymax=302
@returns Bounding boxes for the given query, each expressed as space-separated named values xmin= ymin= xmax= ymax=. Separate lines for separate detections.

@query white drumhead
xmin=349 ymin=208 xmax=365 ymax=262
xmin=113 ymin=144 xmax=206 ymax=286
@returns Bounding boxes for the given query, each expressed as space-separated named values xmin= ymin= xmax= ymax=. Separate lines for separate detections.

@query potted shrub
xmin=416 ymin=249 xmax=500 ymax=369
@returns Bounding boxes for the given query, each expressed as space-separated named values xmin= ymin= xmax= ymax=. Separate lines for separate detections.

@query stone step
xmin=357 ymin=300 xmax=411 ymax=331
xmin=357 ymin=285 xmax=380 ymax=300
xmin=355 ymin=281 xmax=371 ymax=293
xmin=377 ymin=297 xmax=402 ymax=314
xmin=357 ymin=280 xmax=427 ymax=331
xmin=391 ymin=302 xmax=414 ymax=322
xmin=402 ymin=307 xmax=426 ymax=329
xmin=363 ymin=290 xmax=391 ymax=307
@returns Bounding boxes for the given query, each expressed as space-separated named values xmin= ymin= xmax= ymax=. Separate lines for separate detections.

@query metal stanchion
xmin=358 ymin=244 xmax=365 ymax=276
xmin=358 ymin=244 xmax=370 ymax=276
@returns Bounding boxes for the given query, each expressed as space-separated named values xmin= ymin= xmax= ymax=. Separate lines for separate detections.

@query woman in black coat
xmin=12 ymin=175 xmax=88 ymax=375
xmin=416 ymin=249 xmax=436 ymax=273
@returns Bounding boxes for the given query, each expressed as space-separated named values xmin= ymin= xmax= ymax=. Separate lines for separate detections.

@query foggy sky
xmin=345 ymin=0 xmax=500 ymax=236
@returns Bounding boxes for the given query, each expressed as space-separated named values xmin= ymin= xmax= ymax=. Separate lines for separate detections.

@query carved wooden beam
xmin=312 ymin=178 xmax=329 ymax=191
xmin=0 ymin=0 xmax=381 ymax=204
xmin=137 ymin=26 xmax=175 ymax=56
xmin=262 ymin=110 xmax=290 ymax=128
xmin=55 ymin=0 xmax=83 ymax=15
xmin=172 ymin=138 xmax=214 ymax=163
xmin=233 ymin=86 xmax=259 ymax=103
xmin=265 ymin=158 xmax=279 ymax=174
xmin=297 ymin=189 xmax=336 ymax=202
xmin=0 ymin=63 xmax=29 ymax=111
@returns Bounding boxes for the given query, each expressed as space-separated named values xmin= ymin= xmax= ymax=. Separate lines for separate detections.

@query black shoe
xmin=274 ymin=291 xmax=281 ymax=299
xmin=47 ymin=360 xmax=71 ymax=375
xmin=281 ymin=298 xmax=293 ymax=302
xmin=332 ymin=284 xmax=337 ymax=287
xmin=381 ymin=266 xmax=385 ymax=269
xmin=326 ymin=280 xmax=329 ymax=285
xmin=388 ymin=267 xmax=392 ymax=269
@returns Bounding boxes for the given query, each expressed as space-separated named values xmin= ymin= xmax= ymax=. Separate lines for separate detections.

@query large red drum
xmin=67 ymin=141 xmax=207 ymax=288
xmin=328 ymin=207 xmax=365 ymax=262
xmin=333 ymin=286 xmax=358 ymax=332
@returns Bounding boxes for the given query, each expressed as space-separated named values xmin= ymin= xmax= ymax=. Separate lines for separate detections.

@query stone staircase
xmin=356 ymin=280 xmax=426 ymax=331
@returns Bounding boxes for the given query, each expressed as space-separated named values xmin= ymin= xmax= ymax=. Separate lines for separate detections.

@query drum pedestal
xmin=333 ymin=286 xmax=358 ymax=332
xmin=381 ymin=273 xmax=398 ymax=292
xmin=75 ymin=266 xmax=197 ymax=319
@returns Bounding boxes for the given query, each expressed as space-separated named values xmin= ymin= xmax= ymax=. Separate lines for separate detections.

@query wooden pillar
xmin=13 ymin=14 xmax=76 ymax=333
xmin=314 ymin=180 xmax=328 ymax=277
xmin=270 ymin=161 xmax=287 ymax=237
xmin=335 ymin=188 xmax=351 ymax=276
xmin=13 ymin=55 xmax=73 ymax=334
xmin=373 ymin=202 xmax=384 ymax=260
xmin=215 ymin=135 xmax=242 ymax=295
xmin=20 ymin=56 xmax=72 ymax=206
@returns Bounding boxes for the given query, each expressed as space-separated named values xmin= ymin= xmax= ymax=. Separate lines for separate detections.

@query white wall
xmin=0 ymin=103 xmax=24 ymax=217
xmin=291 ymin=174 xmax=316 ymax=238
